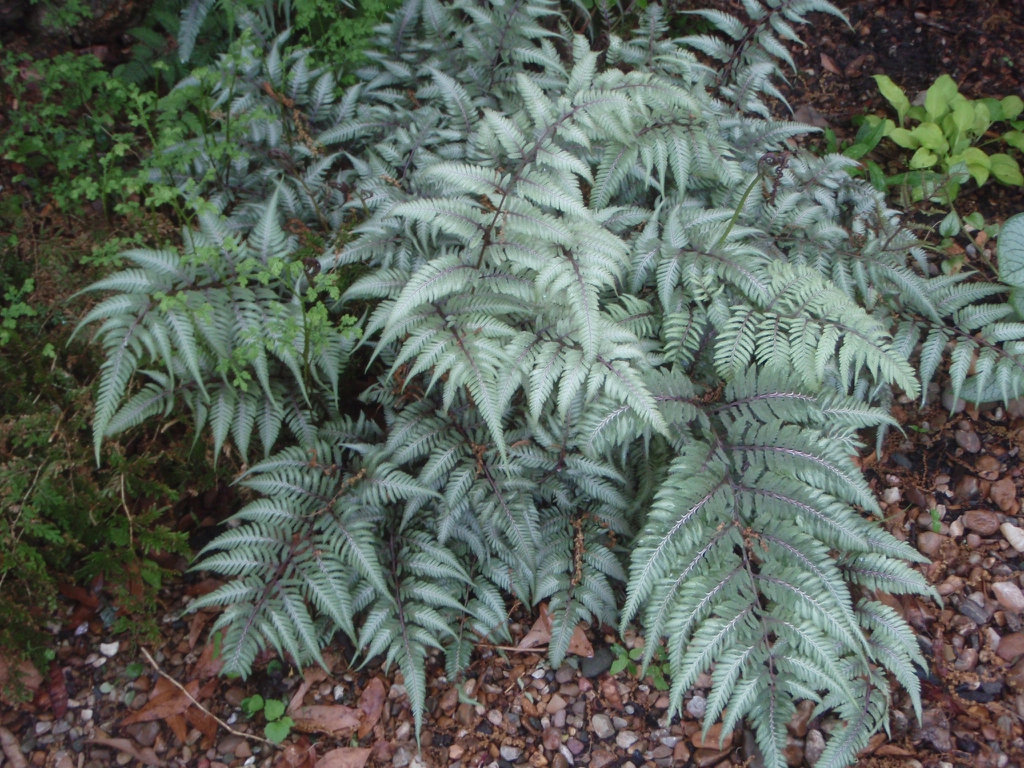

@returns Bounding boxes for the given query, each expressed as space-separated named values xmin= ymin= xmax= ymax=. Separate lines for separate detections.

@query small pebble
xmin=955 ymin=429 xmax=981 ymax=453
xmin=591 ymin=714 xmax=615 ymax=740
xmin=964 ymin=510 xmax=1001 ymax=535
xmin=993 ymin=581 xmax=1024 ymax=613
xmin=686 ymin=696 xmax=707 ymax=720
xmin=99 ymin=642 xmax=119 ymax=658
xmin=1002 ymin=523 xmax=1024 ymax=552
xmin=615 ymin=731 xmax=639 ymax=750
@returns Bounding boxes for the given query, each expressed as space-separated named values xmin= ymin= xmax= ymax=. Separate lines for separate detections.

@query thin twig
xmin=138 ymin=647 xmax=275 ymax=746
xmin=479 ymin=643 xmax=550 ymax=653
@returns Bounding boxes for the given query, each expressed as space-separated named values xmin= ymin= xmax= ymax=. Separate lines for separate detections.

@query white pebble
xmin=1001 ymin=522 xmax=1024 ymax=553
xmin=99 ymin=642 xmax=119 ymax=657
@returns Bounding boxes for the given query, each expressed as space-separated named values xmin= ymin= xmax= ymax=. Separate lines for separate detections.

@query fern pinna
xmin=77 ymin=1 xmax=1024 ymax=766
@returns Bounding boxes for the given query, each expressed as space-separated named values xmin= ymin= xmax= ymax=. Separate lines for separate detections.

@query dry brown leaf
xmin=357 ymin=678 xmax=386 ymax=739
xmin=289 ymin=665 xmax=331 ymax=712
xmin=279 ymin=736 xmax=317 ymax=767
xmin=121 ymin=677 xmax=217 ymax=725
xmin=568 ymin=624 xmax=594 ymax=658
xmin=164 ymin=713 xmax=188 ymax=745
xmin=188 ymin=612 xmax=212 ymax=650
xmin=87 ymin=737 xmax=164 ymax=767
xmin=190 ymin=640 xmax=224 ymax=680
xmin=820 ymin=53 xmax=842 ymax=76
xmin=184 ymin=706 xmax=219 ymax=749
xmin=875 ymin=745 xmax=915 ymax=757
xmin=517 ymin=604 xmax=593 ymax=657
xmin=316 ymin=747 xmax=372 ymax=768
xmin=289 ymin=705 xmax=362 ymax=736
xmin=46 ymin=664 xmax=68 ymax=718
xmin=120 ymin=677 xmax=192 ymax=724
xmin=517 ymin=603 xmax=552 ymax=650
xmin=185 ymin=578 xmax=225 ymax=596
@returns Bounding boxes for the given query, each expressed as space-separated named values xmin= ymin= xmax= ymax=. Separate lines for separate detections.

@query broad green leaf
xmin=1002 ymin=96 xmax=1024 ymax=121
xmin=264 ymin=717 xmax=293 ymax=744
xmin=952 ymin=100 xmax=974 ymax=133
xmin=1004 ymin=131 xmax=1024 ymax=152
xmin=264 ymin=699 xmax=286 ymax=721
xmin=998 ymin=213 xmax=1024 ymax=287
xmin=990 ymin=154 xmax=1024 ymax=186
xmin=873 ymin=75 xmax=910 ymax=125
xmin=974 ymin=102 xmax=993 ymax=135
xmin=967 ymin=164 xmax=990 ymax=186
xmin=887 ymin=128 xmax=919 ymax=149
xmin=958 ymin=147 xmax=990 ymax=168
xmin=909 ymin=147 xmax=938 ymax=169
xmin=938 ymin=211 xmax=959 ymax=237
xmin=965 ymin=212 xmax=986 ymax=229
xmin=910 ymin=122 xmax=947 ymax=153
xmin=924 ymin=75 xmax=957 ymax=121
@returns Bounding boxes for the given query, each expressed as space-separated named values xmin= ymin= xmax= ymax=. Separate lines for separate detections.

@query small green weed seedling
xmin=873 ymin=74 xmax=1024 ymax=201
xmin=610 ymin=642 xmax=670 ymax=691
xmin=240 ymin=694 xmax=294 ymax=744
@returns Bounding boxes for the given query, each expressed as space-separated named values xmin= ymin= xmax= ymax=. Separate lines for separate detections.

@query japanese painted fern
xmin=78 ymin=1 xmax=1024 ymax=766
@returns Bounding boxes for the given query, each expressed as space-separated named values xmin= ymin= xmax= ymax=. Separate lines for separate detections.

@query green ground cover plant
xmin=0 ymin=200 xmax=201 ymax=673
xmin=873 ymin=73 xmax=1024 ymax=201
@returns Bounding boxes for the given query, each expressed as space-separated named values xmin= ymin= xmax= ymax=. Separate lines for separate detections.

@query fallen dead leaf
xmin=289 ymin=705 xmax=362 ymax=736
xmin=517 ymin=603 xmax=593 ymax=657
xmin=357 ymin=678 xmax=386 ymax=739
xmin=875 ymin=745 xmax=915 ymax=757
xmin=188 ymin=612 xmax=212 ymax=650
xmin=121 ymin=677 xmax=217 ymax=725
xmin=289 ymin=664 xmax=331 ymax=712
xmin=568 ymin=624 xmax=594 ymax=658
xmin=190 ymin=640 xmax=224 ymax=680
xmin=185 ymin=578 xmax=225 ymax=597
xmin=517 ymin=603 xmax=553 ymax=650
xmin=164 ymin=713 xmax=188 ymax=745
xmin=820 ymin=53 xmax=842 ymax=76
xmin=280 ymin=735 xmax=317 ymax=767
xmin=316 ymin=747 xmax=372 ymax=768
xmin=87 ymin=737 xmax=164 ymax=767
xmin=46 ymin=664 xmax=68 ymax=718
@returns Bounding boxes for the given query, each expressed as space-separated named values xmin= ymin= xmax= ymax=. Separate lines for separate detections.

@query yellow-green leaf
xmin=974 ymin=102 xmax=992 ymax=135
xmin=873 ymin=75 xmax=910 ymax=125
xmin=967 ymin=164 xmax=990 ymax=186
xmin=911 ymin=122 xmax=948 ymax=152
xmin=962 ymin=147 xmax=990 ymax=166
xmin=990 ymin=154 xmax=1024 ymax=186
xmin=924 ymin=75 xmax=957 ymax=121
xmin=909 ymin=147 xmax=938 ymax=169
xmin=1003 ymin=96 xmax=1024 ymax=121
xmin=1005 ymin=131 xmax=1024 ymax=152
xmin=887 ymin=127 xmax=919 ymax=149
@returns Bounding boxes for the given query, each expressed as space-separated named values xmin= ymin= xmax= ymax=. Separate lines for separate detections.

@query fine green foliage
xmin=0 ymin=196 xmax=197 ymax=670
xmin=78 ymin=1 xmax=1024 ymax=765
xmin=874 ymin=73 xmax=1024 ymax=199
